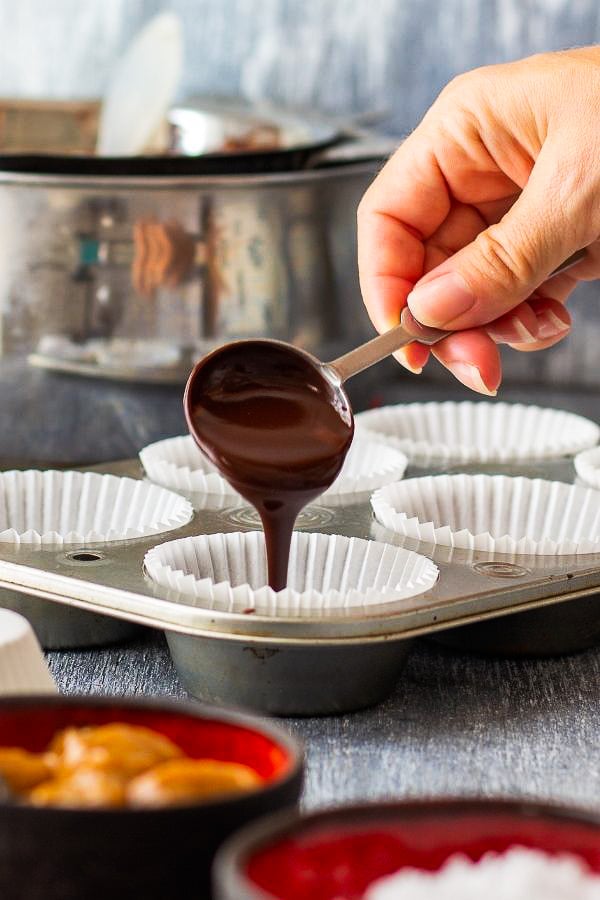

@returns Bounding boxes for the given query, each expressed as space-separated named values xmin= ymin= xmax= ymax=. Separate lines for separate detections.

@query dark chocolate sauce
xmin=184 ymin=341 xmax=354 ymax=591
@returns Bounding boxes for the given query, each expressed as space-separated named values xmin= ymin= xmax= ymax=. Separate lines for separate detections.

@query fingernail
xmin=445 ymin=361 xmax=498 ymax=396
xmin=393 ymin=341 xmax=430 ymax=374
xmin=407 ymin=272 xmax=476 ymax=327
xmin=535 ymin=309 xmax=570 ymax=340
xmin=371 ymin=310 xmax=401 ymax=334
xmin=374 ymin=316 xmax=396 ymax=333
xmin=393 ymin=349 xmax=422 ymax=373
xmin=488 ymin=316 xmax=537 ymax=344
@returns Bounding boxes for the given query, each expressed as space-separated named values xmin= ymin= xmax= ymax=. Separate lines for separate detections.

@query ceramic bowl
xmin=0 ymin=695 xmax=303 ymax=900
xmin=214 ymin=798 xmax=600 ymax=899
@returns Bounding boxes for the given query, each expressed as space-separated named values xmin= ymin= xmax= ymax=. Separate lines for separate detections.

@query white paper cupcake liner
xmin=320 ymin=440 xmax=408 ymax=501
xmin=0 ymin=470 xmax=193 ymax=545
xmin=574 ymin=446 xmax=600 ymax=490
xmin=144 ymin=531 xmax=439 ymax=616
xmin=0 ymin=609 xmax=56 ymax=695
xmin=356 ymin=401 xmax=600 ymax=467
xmin=140 ymin=435 xmax=239 ymax=497
xmin=372 ymin=474 xmax=600 ymax=555
xmin=140 ymin=435 xmax=408 ymax=501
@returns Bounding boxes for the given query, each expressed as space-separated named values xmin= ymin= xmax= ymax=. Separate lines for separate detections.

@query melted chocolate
xmin=185 ymin=341 xmax=354 ymax=591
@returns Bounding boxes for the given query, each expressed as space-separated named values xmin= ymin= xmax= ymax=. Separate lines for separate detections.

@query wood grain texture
xmin=47 ymin=632 xmax=600 ymax=811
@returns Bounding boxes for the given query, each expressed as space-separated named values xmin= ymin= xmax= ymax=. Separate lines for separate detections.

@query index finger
xmin=357 ymin=134 xmax=452 ymax=332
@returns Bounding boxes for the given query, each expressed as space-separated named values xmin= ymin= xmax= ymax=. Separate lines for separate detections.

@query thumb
xmin=407 ymin=147 xmax=584 ymax=329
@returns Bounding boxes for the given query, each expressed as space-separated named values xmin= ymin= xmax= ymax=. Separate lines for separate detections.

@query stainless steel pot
xmin=0 ymin=162 xmax=374 ymax=372
xmin=0 ymin=161 xmax=376 ymax=465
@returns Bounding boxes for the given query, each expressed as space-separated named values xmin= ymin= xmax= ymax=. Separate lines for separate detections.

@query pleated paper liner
xmin=140 ymin=435 xmax=238 ymax=497
xmin=144 ymin=531 xmax=439 ymax=617
xmin=574 ymin=447 xmax=600 ymax=490
xmin=0 ymin=609 xmax=56 ymax=695
xmin=0 ymin=470 xmax=193 ymax=545
xmin=369 ymin=518 xmax=578 ymax=573
xmin=356 ymin=401 xmax=600 ymax=467
xmin=323 ymin=439 xmax=408 ymax=502
xmin=371 ymin=474 xmax=600 ymax=555
xmin=139 ymin=435 xmax=408 ymax=502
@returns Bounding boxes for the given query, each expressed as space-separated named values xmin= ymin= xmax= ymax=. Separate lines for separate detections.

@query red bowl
xmin=214 ymin=799 xmax=600 ymax=900
xmin=0 ymin=695 xmax=303 ymax=900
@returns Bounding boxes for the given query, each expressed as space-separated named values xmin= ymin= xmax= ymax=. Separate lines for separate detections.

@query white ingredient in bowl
xmin=365 ymin=847 xmax=600 ymax=899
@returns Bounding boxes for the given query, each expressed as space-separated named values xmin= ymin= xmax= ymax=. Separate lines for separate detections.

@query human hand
xmin=357 ymin=47 xmax=600 ymax=393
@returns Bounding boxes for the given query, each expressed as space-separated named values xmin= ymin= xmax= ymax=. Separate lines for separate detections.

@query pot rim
xmin=0 ymin=159 xmax=376 ymax=190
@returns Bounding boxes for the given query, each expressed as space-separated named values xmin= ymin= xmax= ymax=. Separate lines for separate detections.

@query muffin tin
xmin=0 ymin=456 xmax=599 ymax=714
xmin=0 ymin=590 xmax=140 ymax=651
xmin=0 ymin=470 xmax=193 ymax=649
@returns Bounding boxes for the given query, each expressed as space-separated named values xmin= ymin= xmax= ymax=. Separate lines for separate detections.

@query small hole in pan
xmin=65 ymin=550 xmax=105 ymax=563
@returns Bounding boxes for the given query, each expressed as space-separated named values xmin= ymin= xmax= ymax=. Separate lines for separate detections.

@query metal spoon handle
xmin=329 ymin=248 xmax=587 ymax=383
xmin=328 ymin=310 xmax=446 ymax=382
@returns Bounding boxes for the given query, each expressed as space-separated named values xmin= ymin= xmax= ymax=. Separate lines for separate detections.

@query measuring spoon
xmin=184 ymin=249 xmax=585 ymax=590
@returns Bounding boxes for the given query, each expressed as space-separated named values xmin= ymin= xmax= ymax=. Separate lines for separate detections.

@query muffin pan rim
xmin=0 ymin=459 xmax=598 ymax=645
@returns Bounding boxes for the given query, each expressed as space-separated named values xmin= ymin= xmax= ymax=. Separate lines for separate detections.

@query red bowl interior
xmin=246 ymin=810 xmax=600 ymax=900
xmin=0 ymin=702 xmax=291 ymax=783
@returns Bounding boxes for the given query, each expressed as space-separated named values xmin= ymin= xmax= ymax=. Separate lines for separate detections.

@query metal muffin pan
xmin=0 ymin=588 xmax=140 ymax=650
xmin=0 ymin=467 xmax=194 ymax=650
xmin=0 ymin=457 xmax=599 ymax=714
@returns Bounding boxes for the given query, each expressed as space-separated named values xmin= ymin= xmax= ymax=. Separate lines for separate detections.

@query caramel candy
xmin=4 ymin=724 xmax=264 ymax=809
xmin=50 ymin=723 xmax=183 ymax=779
xmin=29 ymin=767 xmax=126 ymax=808
xmin=127 ymin=758 xmax=262 ymax=807
xmin=0 ymin=747 xmax=53 ymax=793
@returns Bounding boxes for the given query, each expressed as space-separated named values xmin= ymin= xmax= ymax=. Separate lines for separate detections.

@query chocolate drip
xmin=185 ymin=341 xmax=353 ymax=590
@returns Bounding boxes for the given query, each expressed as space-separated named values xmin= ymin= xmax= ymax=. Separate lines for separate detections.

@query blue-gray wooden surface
xmin=0 ymin=0 xmax=598 ymax=387
xmin=47 ymin=632 xmax=600 ymax=811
